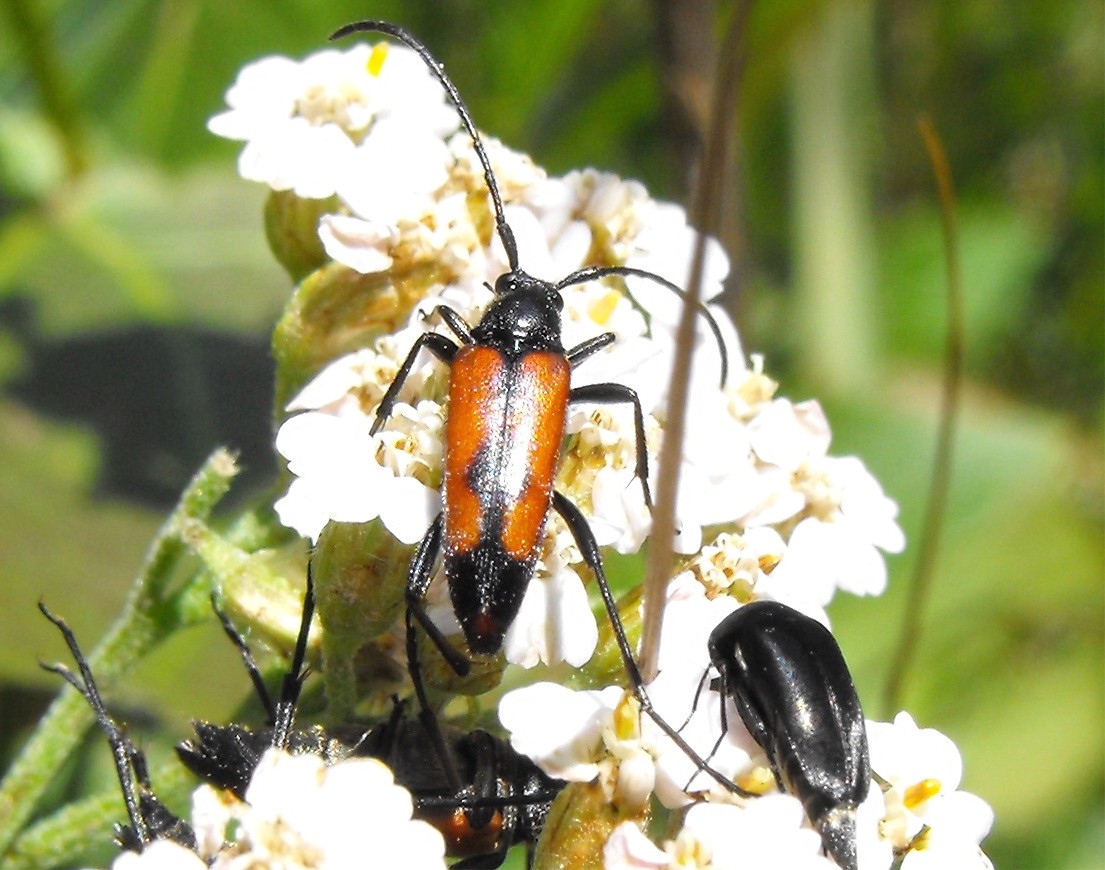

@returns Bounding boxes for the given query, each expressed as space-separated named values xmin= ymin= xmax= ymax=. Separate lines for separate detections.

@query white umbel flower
xmin=209 ymin=43 xmax=458 ymax=202
xmin=868 ymin=712 xmax=995 ymax=868
xmin=604 ymin=797 xmax=837 ymax=870
xmin=195 ymin=748 xmax=447 ymax=869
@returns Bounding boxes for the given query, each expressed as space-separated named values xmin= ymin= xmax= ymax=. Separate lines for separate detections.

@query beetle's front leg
xmin=371 ymin=317 xmax=463 ymax=436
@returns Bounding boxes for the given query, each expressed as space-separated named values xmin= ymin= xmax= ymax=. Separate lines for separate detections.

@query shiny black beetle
xmin=708 ymin=600 xmax=870 ymax=870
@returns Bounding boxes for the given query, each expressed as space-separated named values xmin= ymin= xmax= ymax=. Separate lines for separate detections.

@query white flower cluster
xmin=87 ymin=749 xmax=446 ymax=870
xmin=206 ymin=38 xmax=992 ymax=869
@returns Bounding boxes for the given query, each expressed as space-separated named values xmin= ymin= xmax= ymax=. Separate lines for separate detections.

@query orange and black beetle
xmin=332 ymin=20 xmax=728 ymax=681
xmin=331 ymin=21 xmax=740 ymax=797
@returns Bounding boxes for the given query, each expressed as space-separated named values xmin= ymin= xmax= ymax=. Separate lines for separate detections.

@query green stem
xmin=882 ymin=118 xmax=964 ymax=713
xmin=5 ymin=759 xmax=196 ymax=870
xmin=0 ymin=450 xmax=237 ymax=858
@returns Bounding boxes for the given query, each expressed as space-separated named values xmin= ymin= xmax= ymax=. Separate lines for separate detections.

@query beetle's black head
xmin=473 ymin=270 xmax=564 ymax=354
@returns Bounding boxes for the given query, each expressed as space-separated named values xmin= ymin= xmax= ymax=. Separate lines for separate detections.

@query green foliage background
xmin=0 ymin=0 xmax=1100 ymax=867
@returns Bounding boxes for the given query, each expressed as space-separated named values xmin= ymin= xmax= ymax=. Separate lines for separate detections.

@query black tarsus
xmin=213 ymin=596 xmax=276 ymax=721
xmin=274 ymin=561 xmax=316 ymax=748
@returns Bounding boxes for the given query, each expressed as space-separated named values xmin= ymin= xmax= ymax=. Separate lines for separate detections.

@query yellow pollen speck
xmin=758 ymin=553 xmax=781 ymax=574
xmin=587 ymin=289 xmax=621 ymax=326
xmin=737 ymin=765 xmax=776 ymax=795
xmin=367 ymin=43 xmax=388 ymax=77
xmin=614 ymin=693 xmax=640 ymax=741
xmin=904 ymin=778 xmax=942 ymax=810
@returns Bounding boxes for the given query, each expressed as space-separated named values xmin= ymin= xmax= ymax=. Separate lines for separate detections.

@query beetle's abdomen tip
xmin=464 ymin=612 xmax=507 ymax=655
xmin=815 ymin=805 xmax=859 ymax=870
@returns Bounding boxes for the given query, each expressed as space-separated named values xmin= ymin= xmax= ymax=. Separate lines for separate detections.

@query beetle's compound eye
xmin=494 ymin=272 xmax=519 ymax=296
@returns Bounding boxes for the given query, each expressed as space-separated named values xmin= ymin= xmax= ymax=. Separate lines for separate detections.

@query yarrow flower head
xmin=604 ymin=797 xmax=837 ymax=869
xmin=867 ymin=713 xmax=995 ymax=869
xmin=209 ymin=42 xmax=458 ymax=206
xmin=499 ymin=592 xmax=995 ymax=868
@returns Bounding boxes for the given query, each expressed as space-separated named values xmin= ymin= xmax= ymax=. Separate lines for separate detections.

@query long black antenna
xmin=330 ymin=21 xmax=730 ymax=384
xmin=330 ymin=20 xmax=519 ymax=271
xmin=38 ymin=603 xmax=152 ymax=846
xmin=273 ymin=560 xmax=316 ymax=749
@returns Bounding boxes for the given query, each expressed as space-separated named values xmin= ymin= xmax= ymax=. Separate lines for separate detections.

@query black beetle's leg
xmin=272 ymin=561 xmax=316 ymax=750
xmin=680 ymin=669 xmax=729 ymax=792
xmin=453 ymin=844 xmax=511 ymax=870
xmin=211 ymin=597 xmax=277 ymax=724
xmin=38 ymin=603 xmax=151 ymax=847
xmin=405 ymin=607 xmax=465 ymax=794
xmin=372 ymin=331 xmax=459 ymax=436
xmin=405 ymin=513 xmax=472 ymax=677
xmin=568 ymin=382 xmax=653 ymax=510
xmin=435 ymin=305 xmax=476 ymax=344
xmin=565 ymin=332 xmax=615 ymax=367
xmin=454 ymin=730 xmax=499 ymax=834
xmin=551 ymin=492 xmax=644 ymax=689
xmin=678 ymin=667 xmax=712 ymax=732
xmin=550 ymin=493 xmax=749 ymax=797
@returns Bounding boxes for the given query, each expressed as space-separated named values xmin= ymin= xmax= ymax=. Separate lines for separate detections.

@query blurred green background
xmin=0 ymin=0 xmax=1100 ymax=867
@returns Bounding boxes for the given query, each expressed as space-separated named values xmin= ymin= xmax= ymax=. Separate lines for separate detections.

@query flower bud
xmin=263 ymin=189 xmax=335 ymax=281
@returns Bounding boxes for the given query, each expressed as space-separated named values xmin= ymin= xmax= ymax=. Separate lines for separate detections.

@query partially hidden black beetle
xmin=177 ymin=576 xmax=564 ymax=870
xmin=708 ymin=600 xmax=871 ymax=870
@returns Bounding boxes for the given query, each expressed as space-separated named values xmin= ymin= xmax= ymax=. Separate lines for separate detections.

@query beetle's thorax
xmin=472 ymin=270 xmax=564 ymax=355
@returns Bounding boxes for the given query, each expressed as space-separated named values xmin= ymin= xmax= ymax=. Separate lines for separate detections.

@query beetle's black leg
xmin=678 ymin=667 xmax=712 ymax=732
xmin=549 ymin=493 xmax=748 ymax=796
xmin=405 ymin=513 xmax=472 ymax=677
xmin=453 ymin=846 xmax=511 ymax=870
xmin=435 ymin=305 xmax=476 ymax=344
xmin=272 ymin=561 xmax=316 ymax=750
xmin=557 ymin=264 xmax=729 ymax=387
xmin=371 ymin=331 xmax=459 ymax=435
xmin=211 ymin=597 xmax=277 ymax=724
xmin=38 ymin=603 xmax=197 ymax=851
xmin=568 ymin=382 xmax=653 ymax=509
xmin=405 ymin=607 xmax=465 ymax=794
xmin=565 ymin=332 xmax=615 ymax=367
xmin=38 ymin=603 xmax=152 ymax=846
